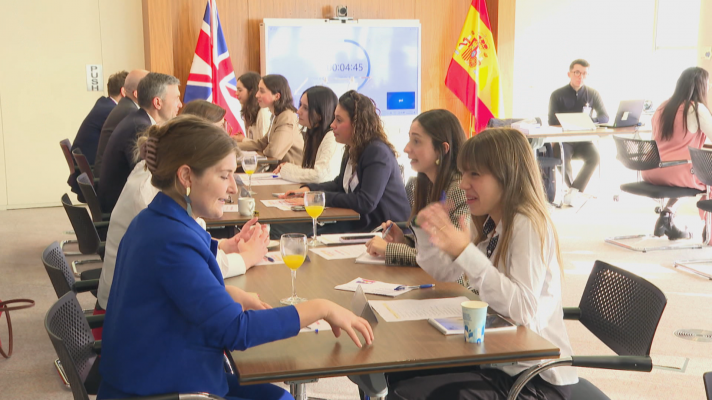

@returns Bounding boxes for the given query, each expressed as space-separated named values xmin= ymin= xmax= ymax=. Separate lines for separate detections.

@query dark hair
xmin=410 ymin=109 xmax=467 ymax=219
xmin=261 ymin=74 xmax=296 ymax=116
xmin=181 ymin=100 xmax=226 ymax=123
xmin=137 ymin=115 xmax=239 ymax=191
xmin=659 ymin=67 xmax=709 ymax=141
xmin=301 ymin=86 xmax=338 ymax=169
xmin=237 ymin=72 xmax=261 ymax=128
xmin=137 ymin=72 xmax=180 ymax=109
xmin=569 ymin=59 xmax=590 ymax=70
xmin=107 ymin=71 xmax=128 ymax=97
xmin=338 ymin=90 xmax=397 ymax=166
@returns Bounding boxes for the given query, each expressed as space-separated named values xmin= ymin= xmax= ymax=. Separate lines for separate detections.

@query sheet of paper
xmin=355 ymin=252 xmax=386 ymax=265
xmin=260 ymin=199 xmax=295 ymax=211
xmin=254 ymin=251 xmax=285 ymax=266
xmin=368 ymin=296 xmax=470 ymax=322
xmin=235 ymin=173 xmax=294 ymax=186
xmin=299 ymin=319 xmax=333 ymax=333
xmin=335 ymin=278 xmax=414 ymax=297
xmin=310 ymin=245 xmax=365 ymax=260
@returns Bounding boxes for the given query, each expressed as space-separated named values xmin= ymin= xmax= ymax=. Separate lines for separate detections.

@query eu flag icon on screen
xmin=387 ymin=92 xmax=416 ymax=110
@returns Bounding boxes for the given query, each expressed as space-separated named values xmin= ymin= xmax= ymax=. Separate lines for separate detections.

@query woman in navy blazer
xmin=97 ymin=116 xmax=373 ymax=400
xmin=283 ymin=90 xmax=410 ymax=233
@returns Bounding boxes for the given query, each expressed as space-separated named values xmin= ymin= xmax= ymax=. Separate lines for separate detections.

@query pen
xmin=440 ymin=190 xmax=447 ymax=204
xmin=394 ymin=284 xmax=435 ymax=291
xmin=271 ymin=175 xmax=279 ymax=178
xmin=264 ymin=256 xmax=275 ymax=262
xmin=382 ymin=222 xmax=393 ymax=239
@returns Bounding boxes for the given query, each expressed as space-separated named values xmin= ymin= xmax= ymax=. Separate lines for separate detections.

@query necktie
xmin=483 ymin=216 xmax=499 ymax=258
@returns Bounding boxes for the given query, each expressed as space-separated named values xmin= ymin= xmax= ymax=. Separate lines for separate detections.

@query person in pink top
xmin=642 ymin=67 xmax=712 ymax=240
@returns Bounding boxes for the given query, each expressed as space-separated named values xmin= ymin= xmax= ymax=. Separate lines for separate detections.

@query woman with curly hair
xmin=283 ymin=90 xmax=410 ymax=233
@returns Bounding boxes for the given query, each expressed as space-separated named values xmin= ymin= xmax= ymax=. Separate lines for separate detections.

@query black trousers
xmin=554 ymin=142 xmax=599 ymax=192
xmin=382 ymin=367 xmax=571 ymax=400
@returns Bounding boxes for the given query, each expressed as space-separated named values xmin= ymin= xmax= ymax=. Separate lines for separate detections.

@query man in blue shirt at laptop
xmin=548 ymin=59 xmax=609 ymax=205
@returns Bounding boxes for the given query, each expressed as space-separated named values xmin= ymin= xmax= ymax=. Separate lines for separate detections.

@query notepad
xmin=335 ymin=278 xmax=414 ymax=297
xmin=355 ymin=252 xmax=386 ymax=265
xmin=369 ymin=297 xmax=470 ymax=322
xmin=310 ymin=245 xmax=365 ymax=260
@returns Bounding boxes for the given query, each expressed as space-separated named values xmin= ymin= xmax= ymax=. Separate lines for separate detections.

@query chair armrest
xmin=571 ymin=355 xmax=652 ymax=372
xmin=85 ymin=314 xmax=105 ymax=329
xmin=72 ymin=279 xmax=99 ymax=293
xmin=660 ymin=160 xmax=690 ymax=168
xmin=562 ymin=307 xmax=581 ymax=320
xmin=94 ymin=221 xmax=110 ymax=229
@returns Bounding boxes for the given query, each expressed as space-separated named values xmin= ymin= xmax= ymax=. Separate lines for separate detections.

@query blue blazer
xmin=306 ymin=140 xmax=410 ymax=232
xmin=98 ymin=192 xmax=300 ymax=399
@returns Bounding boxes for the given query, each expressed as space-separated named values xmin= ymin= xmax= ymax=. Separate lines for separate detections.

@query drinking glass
xmin=280 ymin=233 xmax=308 ymax=305
xmin=304 ymin=191 xmax=325 ymax=247
xmin=241 ymin=154 xmax=258 ymax=195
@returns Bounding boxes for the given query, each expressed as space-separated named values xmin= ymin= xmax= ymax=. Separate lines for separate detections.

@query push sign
xmin=86 ymin=64 xmax=103 ymax=91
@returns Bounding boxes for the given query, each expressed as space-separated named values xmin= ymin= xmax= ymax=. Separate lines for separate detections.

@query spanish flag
xmin=445 ymin=0 xmax=503 ymax=135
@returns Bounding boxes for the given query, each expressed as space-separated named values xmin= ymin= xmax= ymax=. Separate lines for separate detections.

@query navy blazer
xmin=306 ymin=140 xmax=410 ymax=232
xmin=98 ymin=108 xmax=151 ymax=213
xmin=95 ymin=97 xmax=138 ymax=175
xmin=71 ymin=96 xmax=116 ymax=165
xmin=98 ymin=192 xmax=300 ymax=399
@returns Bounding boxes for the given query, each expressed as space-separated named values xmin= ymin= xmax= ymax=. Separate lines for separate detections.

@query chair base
xmin=605 ymin=234 xmax=703 ymax=253
xmin=674 ymin=260 xmax=712 ymax=280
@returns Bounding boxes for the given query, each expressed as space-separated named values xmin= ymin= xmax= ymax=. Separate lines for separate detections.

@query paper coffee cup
xmin=461 ymin=300 xmax=488 ymax=344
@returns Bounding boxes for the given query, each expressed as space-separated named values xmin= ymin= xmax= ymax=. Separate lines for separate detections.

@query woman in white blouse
xmin=273 ymin=86 xmax=343 ymax=183
xmin=392 ymin=128 xmax=577 ymax=400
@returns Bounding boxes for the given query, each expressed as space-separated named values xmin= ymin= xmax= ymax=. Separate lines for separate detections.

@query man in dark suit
xmin=98 ymin=72 xmax=182 ymax=213
xmin=67 ymin=71 xmax=127 ymax=201
xmin=94 ymin=69 xmax=149 ymax=176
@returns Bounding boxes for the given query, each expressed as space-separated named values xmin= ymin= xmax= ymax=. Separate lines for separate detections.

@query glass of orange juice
xmin=304 ymin=191 xmax=325 ymax=247
xmin=279 ymin=233 xmax=308 ymax=305
xmin=241 ymin=154 xmax=258 ymax=195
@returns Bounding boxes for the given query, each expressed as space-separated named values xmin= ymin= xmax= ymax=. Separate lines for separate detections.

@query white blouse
xmin=279 ymin=131 xmax=344 ymax=183
xmin=417 ymin=214 xmax=578 ymax=387
xmin=97 ymin=161 xmax=247 ymax=309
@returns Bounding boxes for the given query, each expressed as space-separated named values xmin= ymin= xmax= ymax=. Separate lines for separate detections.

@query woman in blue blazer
xmin=282 ymin=90 xmax=410 ymax=233
xmin=97 ymin=115 xmax=373 ymax=400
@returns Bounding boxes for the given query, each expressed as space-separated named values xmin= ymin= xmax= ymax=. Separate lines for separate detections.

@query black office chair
xmin=76 ymin=173 xmax=110 ymax=241
xmin=71 ymin=148 xmax=99 ymax=187
xmin=606 ymin=136 xmax=704 ymax=252
xmin=42 ymin=241 xmax=100 ymax=299
xmin=673 ymin=147 xmax=712 ymax=279
xmin=46 ymin=292 xmax=226 ymax=400
xmin=61 ymin=194 xmax=105 ymax=277
xmin=506 ymin=260 xmax=667 ymax=400
xmin=705 ymin=372 xmax=712 ymax=400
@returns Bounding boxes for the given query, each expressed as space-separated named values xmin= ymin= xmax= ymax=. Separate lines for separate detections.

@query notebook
xmin=597 ymin=99 xmax=645 ymax=128
xmin=555 ymin=112 xmax=597 ymax=131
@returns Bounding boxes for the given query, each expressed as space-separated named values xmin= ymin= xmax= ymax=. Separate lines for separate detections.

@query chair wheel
xmin=613 ymin=195 xmax=619 ymax=202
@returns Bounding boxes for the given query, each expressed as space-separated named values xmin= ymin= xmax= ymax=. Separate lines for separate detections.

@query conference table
xmin=204 ymin=183 xmax=360 ymax=228
xmin=526 ymin=124 xmax=652 ymax=143
xmin=225 ymin=255 xmax=560 ymax=399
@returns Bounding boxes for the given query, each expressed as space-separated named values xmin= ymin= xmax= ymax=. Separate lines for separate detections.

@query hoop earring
xmin=185 ymin=187 xmax=193 ymax=218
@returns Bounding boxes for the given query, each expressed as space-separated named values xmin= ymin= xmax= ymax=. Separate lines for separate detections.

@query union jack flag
xmin=184 ymin=0 xmax=244 ymax=135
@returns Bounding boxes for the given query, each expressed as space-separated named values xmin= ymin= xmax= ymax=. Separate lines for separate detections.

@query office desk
xmin=226 ymin=257 xmax=560 ymax=390
xmin=526 ymin=125 xmax=651 ymax=142
xmin=205 ymin=184 xmax=360 ymax=227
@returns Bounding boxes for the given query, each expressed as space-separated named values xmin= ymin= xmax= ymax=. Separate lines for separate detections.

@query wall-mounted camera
xmin=333 ymin=5 xmax=353 ymax=22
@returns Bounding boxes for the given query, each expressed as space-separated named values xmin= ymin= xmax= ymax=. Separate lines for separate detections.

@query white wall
xmin=0 ymin=0 xmax=144 ymax=209
xmin=512 ymin=0 xmax=698 ymax=121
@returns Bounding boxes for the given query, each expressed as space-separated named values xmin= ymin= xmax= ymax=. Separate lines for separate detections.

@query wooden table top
xmin=226 ymin=255 xmax=560 ymax=385
xmin=525 ymin=125 xmax=651 ymax=139
xmin=205 ymin=184 xmax=360 ymax=227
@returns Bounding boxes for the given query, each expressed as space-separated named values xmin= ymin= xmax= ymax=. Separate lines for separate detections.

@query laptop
xmin=555 ymin=112 xmax=597 ymax=131
xmin=597 ymin=100 xmax=645 ymax=128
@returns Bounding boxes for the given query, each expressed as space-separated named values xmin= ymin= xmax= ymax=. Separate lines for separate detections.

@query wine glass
xmin=241 ymin=154 xmax=258 ymax=195
xmin=280 ymin=233 xmax=308 ymax=305
xmin=304 ymin=191 xmax=325 ymax=247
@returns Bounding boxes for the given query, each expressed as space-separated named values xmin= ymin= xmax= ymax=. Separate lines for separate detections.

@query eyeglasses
xmin=570 ymin=70 xmax=588 ymax=77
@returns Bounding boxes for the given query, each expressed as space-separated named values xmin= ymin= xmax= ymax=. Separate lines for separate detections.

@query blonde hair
xmin=457 ymin=128 xmax=563 ymax=274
